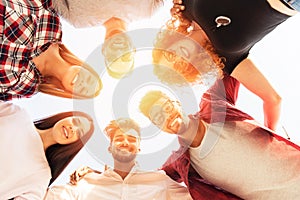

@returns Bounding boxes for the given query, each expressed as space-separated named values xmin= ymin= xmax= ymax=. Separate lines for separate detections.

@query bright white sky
xmin=12 ymin=2 xmax=300 ymax=185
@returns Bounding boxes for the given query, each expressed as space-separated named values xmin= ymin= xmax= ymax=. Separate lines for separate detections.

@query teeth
xmin=170 ymin=116 xmax=182 ymax=127
xmin=170 ymin=118 xmax=177 ymax=127
xmin=71 ymin=74 xmax=79 ymax=85
xmin=177 ymin=117 xmax=182 ymax=124
xmin=63 ymin=127 xmax=69 ymax=138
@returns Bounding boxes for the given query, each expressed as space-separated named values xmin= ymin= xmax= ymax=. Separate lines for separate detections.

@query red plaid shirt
xmin=0 ymin=0 xmax=62 ymax=101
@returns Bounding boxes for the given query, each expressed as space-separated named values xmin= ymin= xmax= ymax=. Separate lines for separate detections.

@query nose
xmin=74 ymin=74 xmax=98 ymax=96
xmin=122 ymin=138 xmax=130 ymax=146
xmin=67 ymin=126 xmax=78 ymax=137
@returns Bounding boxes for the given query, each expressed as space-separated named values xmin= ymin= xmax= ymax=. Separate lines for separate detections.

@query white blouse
xmin=0 ymin=101 xmax=51 ymax=200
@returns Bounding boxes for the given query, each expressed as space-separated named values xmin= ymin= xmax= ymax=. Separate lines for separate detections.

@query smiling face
xmin=148 ymin=96 xmax=184 ymax=134
xmin=62 ymin=65 xmax=101 ymax=98
xmin=153 ymin=29 xmax=222 ymax=86
xmin=153 ymin=38 xmax=202 ymax=85
xmin=102 ymin=33 xmax=135 ymax=63
xmin=109 ymin=129 xmax=140 ymax=163
xmin=52 ymin=116 xmax=92 ymax=145
xmin=102 ymin=34 xmax=135 ymax=78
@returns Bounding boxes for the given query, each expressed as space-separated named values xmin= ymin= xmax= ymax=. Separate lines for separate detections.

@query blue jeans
xmin=284 ymin=0 xmax=300 ymax=12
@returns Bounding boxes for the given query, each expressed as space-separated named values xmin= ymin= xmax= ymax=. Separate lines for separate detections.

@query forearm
xmin=232 ymin=58 xmax=282 ymax=131
xmin=263 ymin=95 xmax=282 ymax=131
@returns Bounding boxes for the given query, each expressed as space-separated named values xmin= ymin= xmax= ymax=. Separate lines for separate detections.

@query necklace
xmin=215 ymin=16 xmax=231 ymax=27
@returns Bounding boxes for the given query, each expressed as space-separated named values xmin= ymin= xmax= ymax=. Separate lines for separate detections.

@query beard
xmin=111 ymin=146 xmax=137 ymax=163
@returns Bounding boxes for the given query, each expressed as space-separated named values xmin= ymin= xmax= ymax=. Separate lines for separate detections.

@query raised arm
xmin=231 ymin=58 xmax=281 ymax=131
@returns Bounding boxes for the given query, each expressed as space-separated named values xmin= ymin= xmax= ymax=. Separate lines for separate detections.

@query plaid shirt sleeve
xmin=0 ymin=0 xmax=62 ymax=101
xmin=0 ymin=57 xmax=42 ymax=101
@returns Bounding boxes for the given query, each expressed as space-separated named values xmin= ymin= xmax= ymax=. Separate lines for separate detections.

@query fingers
xmin=69 ymin=166 xmax=91 ymax=185
xmin=69 ymin=171 xmax=80 ymax=185
xmin=171 ymin=5 xmax=185 ymax=13
xmin=173 ymin=0 xmax=183 ymax=4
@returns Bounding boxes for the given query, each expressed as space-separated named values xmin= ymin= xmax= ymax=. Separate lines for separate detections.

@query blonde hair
xmin=106 ymin=57 xmax=135 ymax=79
xmin=104 ymin=118 xmax=141 ymax=142
xmin=38 ymin=44 xmax=102 ymax=99
xmin=139 ymin=90 xmax=168 ymax=117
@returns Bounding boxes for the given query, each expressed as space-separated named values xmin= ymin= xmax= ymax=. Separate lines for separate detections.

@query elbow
xmin=265 ymin=93 xmax=282 ymax=106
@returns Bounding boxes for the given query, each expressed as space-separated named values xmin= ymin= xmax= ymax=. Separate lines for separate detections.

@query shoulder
xmin=52 ymin=0 xmax=164 ymax=27
xmin=45 ymin=184 xmax=79 ymax=199
xmin=0 ymin=101 xmax=23 ymax=117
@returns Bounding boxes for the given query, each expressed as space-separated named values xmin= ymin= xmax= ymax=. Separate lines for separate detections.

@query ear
xmin=108 ymin=145 xmax=112 ymax=153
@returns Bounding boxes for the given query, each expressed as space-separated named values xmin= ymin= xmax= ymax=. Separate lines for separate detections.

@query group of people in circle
xmin=2 ymin=0 xmax=300 ymax=199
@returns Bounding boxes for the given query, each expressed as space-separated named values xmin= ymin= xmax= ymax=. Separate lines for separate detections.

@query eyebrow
xmin=77 ymin=128 xmax=84 ymax=138
xmin=114 ymin=134 xmax=138 ymax=140
xmin=127 ymin=135 xmax=138 ymax=140
xmin=72 ymin=118 xmax=81 ymax=126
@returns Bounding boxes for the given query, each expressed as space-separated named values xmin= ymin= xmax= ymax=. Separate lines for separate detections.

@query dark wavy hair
xmin=34 ymin=111 xmax=94 ymax=185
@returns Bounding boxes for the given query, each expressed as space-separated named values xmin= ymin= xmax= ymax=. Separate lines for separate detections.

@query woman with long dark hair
xmin=0 ymin=101 xmax=94 ymax=199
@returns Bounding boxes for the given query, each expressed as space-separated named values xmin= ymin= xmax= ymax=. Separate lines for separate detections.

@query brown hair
xmin=38 ymin=44 xmax=102 ymax=99
xmin=34 ymin=111 xmax=94 ymax=185
xmin=104 ymin=118 xmax=140 ymax=142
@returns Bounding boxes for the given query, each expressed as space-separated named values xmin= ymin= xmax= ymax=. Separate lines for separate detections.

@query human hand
xmin=69 ymin=166 xmax=101 ymax=185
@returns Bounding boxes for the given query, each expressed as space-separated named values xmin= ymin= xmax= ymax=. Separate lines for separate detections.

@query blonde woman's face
xmin=52 ymin=116 xmax=92 ymax=145
xmin=62 ymin=66 xmax=101 ymax=97
xmin=102 ymin=34 xmax=134 ymax=63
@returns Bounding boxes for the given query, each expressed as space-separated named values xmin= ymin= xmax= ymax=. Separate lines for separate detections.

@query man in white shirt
xmin=45 ymin=118 xmax=192 ymax=200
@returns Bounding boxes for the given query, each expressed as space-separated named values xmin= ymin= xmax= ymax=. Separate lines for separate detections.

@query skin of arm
xmin=231 ymin=58 xmax=281 ymax=131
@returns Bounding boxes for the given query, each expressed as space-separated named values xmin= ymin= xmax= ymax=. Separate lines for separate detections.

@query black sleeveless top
xmin=182 ymin=0 xmax=291 ymax=74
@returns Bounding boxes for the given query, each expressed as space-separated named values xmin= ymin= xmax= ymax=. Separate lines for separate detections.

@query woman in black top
xmin=153 ymin=0 xmax=298 ymax=131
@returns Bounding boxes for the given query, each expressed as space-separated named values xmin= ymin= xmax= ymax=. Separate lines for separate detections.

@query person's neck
xmin=104 ymin=17 xmax=128 ymax=39
xmin=36 ymin=128 xmax=56 ymax=151
xmin=178 ymin=116 xmax=206 ymax=148
xmin=32 ymin=43 xmax=71 ymax=80
xmin=113 ymin=160 xmax=135 ymax=180
xmin=189 ymin=21 xmax=210 ymax=47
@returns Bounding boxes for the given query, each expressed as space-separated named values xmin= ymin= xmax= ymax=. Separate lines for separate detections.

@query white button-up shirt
xmin=45 ymin=164 xmax=192 ymax=200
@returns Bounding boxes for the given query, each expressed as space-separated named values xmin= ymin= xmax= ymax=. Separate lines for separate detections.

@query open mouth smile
xmin=167 ymin=114 xmax=182 ymax=133
xmin=62 ymin=126 xmax=69 ymax=139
